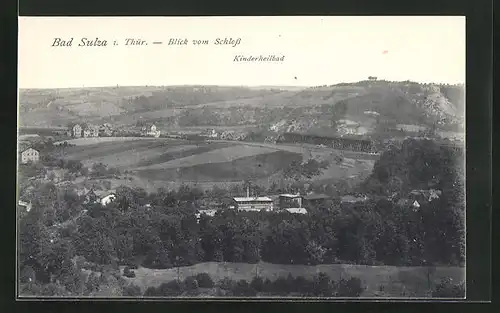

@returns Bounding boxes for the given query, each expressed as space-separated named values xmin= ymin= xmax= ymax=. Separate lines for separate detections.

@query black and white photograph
xmin=17 ymin=16 xmax=465 ymax=299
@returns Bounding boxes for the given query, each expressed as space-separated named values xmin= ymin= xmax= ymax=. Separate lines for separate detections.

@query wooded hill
xmin=19 ymin=81 xmax=464 ymax=138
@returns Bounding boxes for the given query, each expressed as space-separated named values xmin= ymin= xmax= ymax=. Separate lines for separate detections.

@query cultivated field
xmin=122 ymin=261 xmax=465 ymax=298
xmin=135 ymin=145 xmax=282 ymax=170
xmin=54 ymin=137 xmax=377 ymax=189
xmin=55 ymin=137 xmax=153 ymax=146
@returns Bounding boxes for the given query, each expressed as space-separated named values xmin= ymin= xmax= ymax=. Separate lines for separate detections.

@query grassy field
xmin=135 ymin=150 xmax=302 ymax=182
xmin=55 ymin=137 xmax=153 ymax=146
xmin=53 ymin=137 xmax=376 ymax=190
xmin=122 ymin=261 xmax=465 ymax=298
xmin=135 ymin=145 xmax=282 ymax=170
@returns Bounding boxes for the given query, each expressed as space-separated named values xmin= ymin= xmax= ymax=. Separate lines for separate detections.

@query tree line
xmin=143 ymin=272 xmax=364 ymax=297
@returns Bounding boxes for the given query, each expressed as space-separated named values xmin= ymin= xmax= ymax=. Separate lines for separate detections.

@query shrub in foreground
xmin=250 ymin=276 xmax=264 ymax=292
xmin=432 ymin=279 xmax=465 ymax=298
xmin=157 ymin=280 xmax=184 ymax=296
xmin=184 ymin=276 xmax=199 ymax=290
xmin=231 ymin=280 xmax=257 ymax=297
xmin=336 ymin=277 xmax=364 ymax=297
xmin=123 ymin=284 xmax=142 ymax=296
xmin=195 ymin=273 xmax=214 ymax=288
xmin=123 ymin=266 xmax=136 ymax=278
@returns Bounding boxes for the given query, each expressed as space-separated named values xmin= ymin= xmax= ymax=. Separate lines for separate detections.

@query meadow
xmin=54 ymin=137 xmax=377 ymax=188
xmin=122 ymin=261 xmax=464 ymax=298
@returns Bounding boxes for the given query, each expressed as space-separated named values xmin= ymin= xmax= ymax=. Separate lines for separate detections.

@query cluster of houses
xmin=73 ymin=185 xmax=442 ymax=217
xmin=76 ymin=186 xmax=344 ymax=219
xmin=17 ymin=183 xmax=444 ymax=223
xmin=68 ymin=123 xmax=114 ymax=138
xmin=67 ymin=122 xmax=161 ymax=138
xmin=196 ymin=186 xmax=368 ymax=218
xmin=195 ymin=186 xmax=443 ymax=219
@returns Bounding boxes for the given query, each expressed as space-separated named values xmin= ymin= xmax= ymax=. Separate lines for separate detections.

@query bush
xmin=195 ymin=273 xmax=214 ymax=288
xmin=80 ymin=167 xmax=89 ymax=176
xmin=85 ymin=272 xmax=100 ymax=295
xmin=261 ymin=278 xmax=274 ymax=293
xmin=123 ymin=284 xmax=142 ymax=296
xmin=82 ymin=261 xmax=99 ymax=271
xmin=20 ymin=265 xmax=36 ymax=283
xmin=335 ymin=155 xmax=344 ymax=165
xmin=20 ymin=282 xmax=42 ymax=296
xmin=66 ymin=160 xmax=84 ymax=173
xmin=250 ymin=276 xmax=264 ymax=292
xmin=120 ymin=259 xmax=138 ymax=269
xmin=219 ymin=277 xmax=236 ymax=290
xmin=90 ymin=163 xmax=108 ymax=178
xmin=432 ymin=279 xmax=465 ymax=298
xmin=232 ymin=280 xmax=257 ymax=297
xmin=142 ymin=250 xmax=172 ymax=269
xmin=336 ymin=277 xmax=364 ymax=297
xmin=312 ymin=272 xmax=335 ymax=297
xmin=144 ymin=286 xmax=159 ymax=296
xmin=40 ymin=283 xmax=68 ymax=296
xmin=184 ymin=276 xmax=199 ymax=290
xmin=294 ymin=276 xmax=314 ymax=295
xmin=123 ymin=267 xmax=136 ymax=278
xmin=157 ymin=280 xmax=184 ymax=296
xmin=271 ymin=276 xmax=292 ymax=295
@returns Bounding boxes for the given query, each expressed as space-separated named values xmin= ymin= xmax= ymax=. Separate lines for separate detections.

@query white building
xmin=195 ymin=209 xmax=218 ymax=222
xmin=18 ymin=200 xmax=32 ymax=212
xmin=142 ymin=123 xmax=161 ymax=137
xmin=278 ymin=194 xmax=303 ymax=209
xmin=20 ymin=148 xmax=40 ymax=164
xmin=233 ymin=197 xmax=274 ymax=211
xmin=100 ymin=194 xmax=116 ymax=206
xmin=285 ymin=208 xmax=308 ymax=214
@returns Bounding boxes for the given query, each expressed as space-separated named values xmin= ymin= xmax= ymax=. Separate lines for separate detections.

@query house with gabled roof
xmin=81 ymin=123 xmax=99 ymax=137
xmin=19 ymin=147 xmax=40 ymax=164
xmin=278 ymin=193 xmax=303 ymax=209
xmin=141 ymin=123 xmax=161 ymax=138
xmin=67 ymin=123 xmax=82 ymax=138
xmin=302 ymin=193 xmax=332 ymax=210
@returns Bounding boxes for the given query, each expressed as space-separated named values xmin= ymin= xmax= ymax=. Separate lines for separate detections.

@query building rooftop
xmin=279 ymin=194 xmax=302 ymax=198
xmin=19 ymin=146 xmax=38 ymax=153
xmin=18 ymin=200 xmax=31 ymax=207
xmin=303 ymin=193 xmax=330 ymax=200
xmin=285 ymin=208 xmax=307 ymax=214
xmin=233 ymin=197 xmax=273 ymax=202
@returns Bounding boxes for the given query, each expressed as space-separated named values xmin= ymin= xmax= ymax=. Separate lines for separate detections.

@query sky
xmin=18 ymin=16 xmax=465 ymax=89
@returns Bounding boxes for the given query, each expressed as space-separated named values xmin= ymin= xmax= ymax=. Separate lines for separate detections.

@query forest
xmin=18 ymin=138 xmax=465 ymax=296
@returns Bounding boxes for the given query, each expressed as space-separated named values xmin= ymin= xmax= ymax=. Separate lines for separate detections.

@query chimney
xmin=246 ymin=185 xmax=250 ymax=198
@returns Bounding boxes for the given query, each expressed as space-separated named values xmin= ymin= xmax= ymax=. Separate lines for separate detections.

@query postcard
xmin=17 ymin=16 xmax=465 ymax=300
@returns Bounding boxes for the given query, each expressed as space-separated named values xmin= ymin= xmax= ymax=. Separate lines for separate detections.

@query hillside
xmin=19 ymin=81 xmax=465 ymax=137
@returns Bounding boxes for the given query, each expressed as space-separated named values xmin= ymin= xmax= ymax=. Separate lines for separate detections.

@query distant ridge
xmin=18 ymin=81 xmax=464 ymax=136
